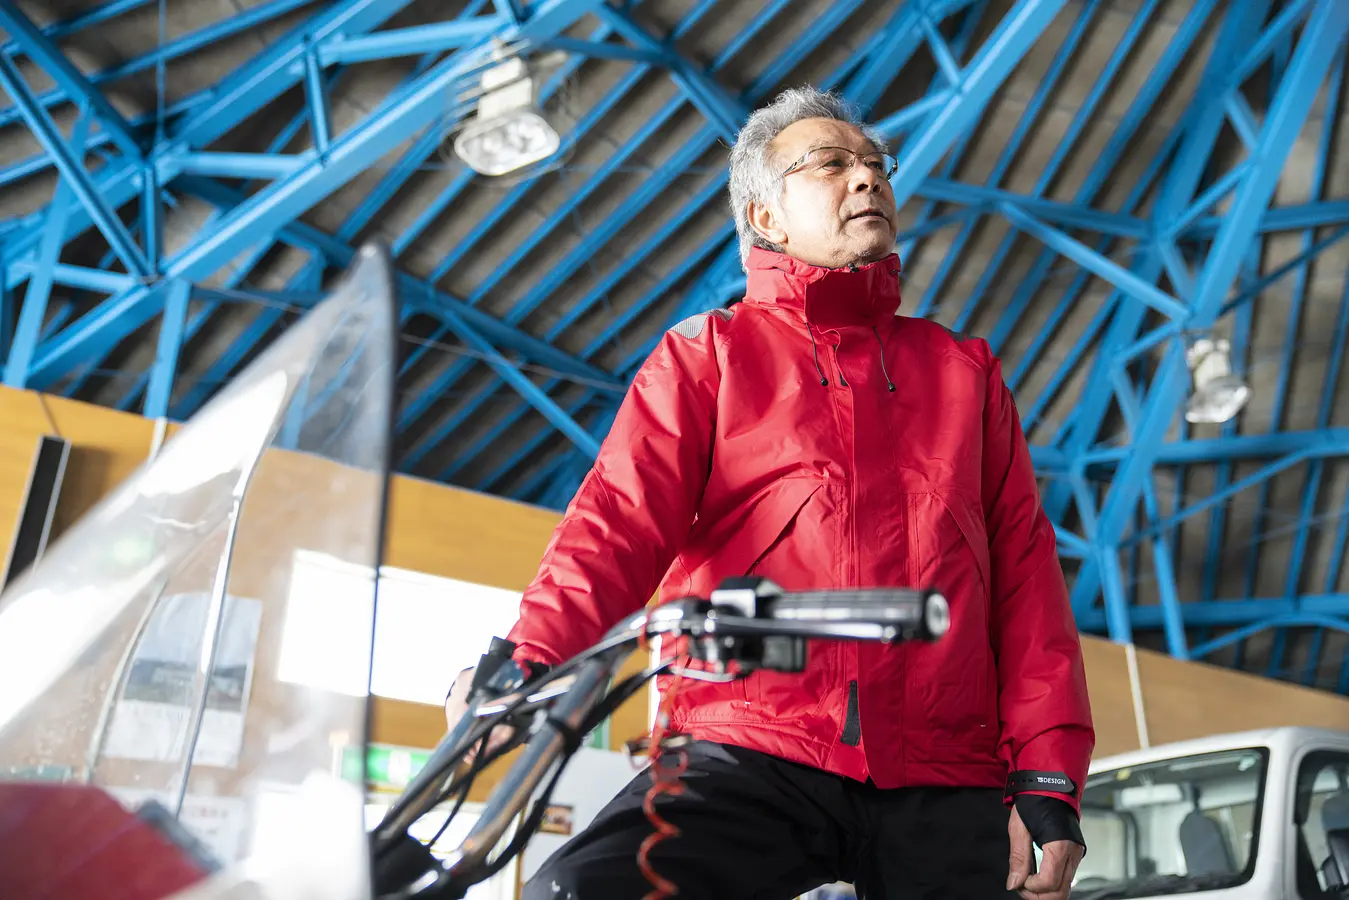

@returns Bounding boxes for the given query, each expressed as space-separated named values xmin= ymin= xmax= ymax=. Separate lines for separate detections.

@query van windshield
xmin=1069 ymin=747 xmax=1268 ymax=899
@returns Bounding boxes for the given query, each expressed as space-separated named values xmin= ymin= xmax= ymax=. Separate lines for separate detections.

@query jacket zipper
xmin=841 ymin=679 xmax=861 ymax=746
xmin=833 ymin=339 xmax=862 ymax=754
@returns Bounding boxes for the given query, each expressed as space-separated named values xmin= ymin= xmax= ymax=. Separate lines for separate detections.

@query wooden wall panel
xmin=1079 ymin=638 xmax=1142 ymax=759
xmin=5 ymin=385 xmax=1349 ymax=787
xmin=1135 ymin=648 xmax=1349 ymax=747
xmin=0 ymin=389 xmax=153 ymax=557
xmin=383 ymin=476 xmax=561 ymax=591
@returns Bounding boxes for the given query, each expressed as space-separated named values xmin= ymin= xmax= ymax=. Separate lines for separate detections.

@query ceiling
xmin=2 ymin=0 xmax=1349 ymax=694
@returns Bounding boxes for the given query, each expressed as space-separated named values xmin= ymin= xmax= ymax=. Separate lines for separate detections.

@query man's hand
xmin=1007 ymin=804 xmax=1083 ymax=899
xmin=444 ymin=666 xmax=515 ymax=763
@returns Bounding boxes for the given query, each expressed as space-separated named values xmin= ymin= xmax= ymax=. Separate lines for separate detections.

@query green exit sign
xmin=341 ymin=743 xmax=433 ymax=789
xmin=2 ymin=764 xmax=72 ymax=782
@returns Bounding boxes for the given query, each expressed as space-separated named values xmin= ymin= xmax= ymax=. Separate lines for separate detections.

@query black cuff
xmin=1014 ymin=795 xmax=1085 ymax=852
xmin=1005 ymin=769 xmax=1077 ymax=799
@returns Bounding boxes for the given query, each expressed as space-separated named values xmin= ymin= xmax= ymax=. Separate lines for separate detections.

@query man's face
xmin=748 ymin=117 xmax=899 ymax=269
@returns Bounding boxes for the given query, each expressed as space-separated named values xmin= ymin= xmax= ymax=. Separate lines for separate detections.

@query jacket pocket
xmin=687 ymin=477 xmax=824 ymax=587
xmin=677 ymin=477 xmax=829 ymax=722
xmin=908 ymin=491 xmax=998 ymax=757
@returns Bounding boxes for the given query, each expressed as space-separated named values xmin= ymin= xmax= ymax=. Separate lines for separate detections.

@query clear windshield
xmin=1070 ymin=747 xmax=1268 ymax=898
xmin=0 ymin=246 xmax=397 ymax=900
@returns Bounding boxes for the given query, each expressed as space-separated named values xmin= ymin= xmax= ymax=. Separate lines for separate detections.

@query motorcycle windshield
xmin=0 ymin=246 xmax=397 ymax=900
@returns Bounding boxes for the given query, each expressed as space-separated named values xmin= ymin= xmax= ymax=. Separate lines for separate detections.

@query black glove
xmin=1015 ymin=794 xmax=1086 ymax=852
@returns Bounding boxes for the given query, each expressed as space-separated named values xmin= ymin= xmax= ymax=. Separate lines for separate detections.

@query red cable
xmin=633 ymin=614 xmax=691 ymax=899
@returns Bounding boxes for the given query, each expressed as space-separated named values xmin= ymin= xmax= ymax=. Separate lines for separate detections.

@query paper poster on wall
xmin=539 ymin=804 xmax=573 ymax=836
xmin=108 ymin=787 xmax=248 ymax=863
xmin=102 ymin=592 xmax=262 ymax=768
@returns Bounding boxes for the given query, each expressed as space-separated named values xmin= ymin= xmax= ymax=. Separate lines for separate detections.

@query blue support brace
xmin=885 ymin=0 xmax=1068 ymax=208
xmin=0 ymin=0 xmax=321 ymax=136
xmin=0 ymin=60 xmax=149 ymax=279
xmin=144 ymin=280 xmax=191 ymax=419
xmin=3 ymin=114 xmax=89 ymax=388
xmin=25 ymin=0 xmax=618 ymax=398
xmin=1091 ymin=0 xmax=1349 ymax=648
xmin=0 ymin=4 xmax=142 ymax=159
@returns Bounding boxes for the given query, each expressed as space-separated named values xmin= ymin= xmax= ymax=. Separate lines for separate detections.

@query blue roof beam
xmin=27 ymin=0 xmax=610 ymax=388
xmin=1067 ymin=428 xmax=1349 ymax=467
xmin=1090 ymin=0 xmax=1349 ymax=641
xmin=303 ymin=45 xmax=331 ymax=155
xmin=915 ymin=0 xmax=1102 ymax=326
xmin=433 ymin=305 xmax=601 ymax=460
xmin=999 ymin=204 xmax=1188 ymax=321
xmin=494 ymin=0 xmax=526 ymax=25
xmin=0 ymin=0 xmax=321 ymax=136
xmin=919 ymin=179 xmax=1150 ymax=239
xmin=3 ymin=0 xmax=417 ymax=270
xmin=157 ymin=3 xmax=490 ymax=402
xmin=0 ymin=0 xmax=159 ymax=57
xmin=592 ymin=4 xmax=747 ymax=140
xmin=1076 ymin=602 xmax=1349 ymax=633
xmin=173 ymin=175 xmax=622 ymax=394
xmin=163 ymin=153 xmax=308 ymax=181
xmin=884 ymin=0 xmax=1070 ymax=208
xmin=2 ymin=114 xmax=89 ymax=388
xmin=166 ymin=0 xmax=418 ymax=153
xmin=983 ymin=0 xmax=1218 ymax=356
xmin=143 ymin=280 xmax=191 ymax=419
xmin=0 ymin=58 xmax=150 ymax=280
xmin=535 ymin=37 xmax=665 ymax=64
xmin=1268 ymin=47 xmax=1346 ymax=681
xmin=316 ymin=16 xmax=508 ymax=65
xmin=0 ymin=4 xmax=142 ymax=158
xmin=5 ymin=261 xmax=136 ymax=295
xmin=1036 ymin=0 xmax=1263 ymax=534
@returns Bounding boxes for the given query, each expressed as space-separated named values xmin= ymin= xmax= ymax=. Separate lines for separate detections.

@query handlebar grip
xmin=769 ymin=588 xmax=950 ymax=640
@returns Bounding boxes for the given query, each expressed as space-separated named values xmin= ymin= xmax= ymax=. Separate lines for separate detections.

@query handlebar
xmin=369 ymin=578 xmax=949 ymax=899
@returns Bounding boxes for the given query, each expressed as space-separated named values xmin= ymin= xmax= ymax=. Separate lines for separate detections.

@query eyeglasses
xmin=781 ymin=146 xmax=899 ymax=180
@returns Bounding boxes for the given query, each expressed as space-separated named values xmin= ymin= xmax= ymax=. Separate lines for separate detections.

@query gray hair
xmin=727 ymin=86 xmax=888 ymax=269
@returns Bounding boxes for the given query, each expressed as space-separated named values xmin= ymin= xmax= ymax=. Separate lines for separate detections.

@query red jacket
xmin=507 ymin=247 xmax=1095 ymax=810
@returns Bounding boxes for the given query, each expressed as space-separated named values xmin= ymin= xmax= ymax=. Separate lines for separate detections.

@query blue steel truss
xmin=3 ymin=0 xmax=1349 ymax=691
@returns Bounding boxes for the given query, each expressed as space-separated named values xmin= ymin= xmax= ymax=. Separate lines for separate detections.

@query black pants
xmin=522 ymin=741 xmax=1018 ymax=900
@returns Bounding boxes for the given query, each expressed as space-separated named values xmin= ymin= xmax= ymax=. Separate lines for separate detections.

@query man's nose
xmin=849 ymin=165 xmax=885 ymax=193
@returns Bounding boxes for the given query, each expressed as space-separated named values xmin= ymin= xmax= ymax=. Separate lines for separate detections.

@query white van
xmin=1071 ymin=726 xmax=1349 ymax=899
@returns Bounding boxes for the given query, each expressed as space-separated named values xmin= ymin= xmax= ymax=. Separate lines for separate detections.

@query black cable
xmin=426 ymin=732 xmax=492 ymax=849
xmin=389 ymin=635 xmax=646 ymax=830
xmin=479 ymin=666 xmax=670 ymax=875
xmin=423 ymin=666 xmax=668 ymax=897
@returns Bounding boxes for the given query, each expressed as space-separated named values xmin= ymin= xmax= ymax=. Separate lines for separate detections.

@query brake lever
xmin=474 ymin=672 xmax=577 ymax=716
xmin=666 ymin=666 xmax=738 ymax=683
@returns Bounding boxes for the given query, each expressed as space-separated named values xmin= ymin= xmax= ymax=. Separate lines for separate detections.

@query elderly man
xmin=446 ymin=86 xmax=1094 ymax=899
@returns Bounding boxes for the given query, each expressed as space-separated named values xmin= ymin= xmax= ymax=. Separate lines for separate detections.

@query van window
xmin=1294 ymin=750 xmax=1349 ymax=899
xmin=1069 ymin=748 xmax=1267 ymax=898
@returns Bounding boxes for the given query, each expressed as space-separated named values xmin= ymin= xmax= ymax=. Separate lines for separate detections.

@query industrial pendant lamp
xmin=454 ymin=54 xmax=560 ymax=177
xmin=1184 ymin=336 xmax=1251 ymax=424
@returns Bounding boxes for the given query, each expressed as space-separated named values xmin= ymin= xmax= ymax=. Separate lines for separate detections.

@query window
xmin=1069 ymin=748 xmax=1268 ymax=897
xmin=277 ymin=551 xmax=525 ymax=705
xmin=1294 ymin=750 xmax=1349 ymax=899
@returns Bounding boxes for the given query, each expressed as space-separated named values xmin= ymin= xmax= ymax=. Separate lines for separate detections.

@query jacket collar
xmin=743 ymin=246 xmax=902 ymax=329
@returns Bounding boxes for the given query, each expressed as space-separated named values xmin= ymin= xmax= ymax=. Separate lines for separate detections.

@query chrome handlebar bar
xmin=372 ymin=578 xmax=949 ymax=899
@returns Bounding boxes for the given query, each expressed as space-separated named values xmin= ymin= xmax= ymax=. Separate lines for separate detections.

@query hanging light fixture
xmin=1184 ymin=336 xmax=1251 ymax=424
xmin=454 ymin=53 xmax=560 ymax=177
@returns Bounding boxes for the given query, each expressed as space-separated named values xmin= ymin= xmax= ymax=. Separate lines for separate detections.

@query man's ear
xmin=748 ymin=199 xmax=786 ymax=246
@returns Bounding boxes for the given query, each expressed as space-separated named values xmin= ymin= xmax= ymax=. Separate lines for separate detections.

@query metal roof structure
xmin=1 ymin=0 xmax=1348 ymax=693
